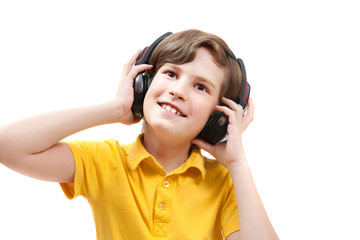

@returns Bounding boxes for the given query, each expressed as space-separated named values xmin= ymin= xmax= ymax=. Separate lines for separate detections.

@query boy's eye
xmin=195 ymin=84 xmax=207 ymax=92
xmin=165 ymin=71 xmax=176 ymax=78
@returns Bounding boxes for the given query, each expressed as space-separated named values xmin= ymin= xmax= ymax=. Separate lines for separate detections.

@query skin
xmin=0 ymin=48 xmax=278 ymax=239
xmin=142 ymin=48 xmax=224 ymax=173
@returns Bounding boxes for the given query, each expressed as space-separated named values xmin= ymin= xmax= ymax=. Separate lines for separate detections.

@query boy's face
xmin=143 ymin=47 xmax=225 ymax=142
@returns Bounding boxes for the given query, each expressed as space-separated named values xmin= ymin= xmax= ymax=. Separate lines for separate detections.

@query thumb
xmin=192 ymin=138 xmax=216 ymax=156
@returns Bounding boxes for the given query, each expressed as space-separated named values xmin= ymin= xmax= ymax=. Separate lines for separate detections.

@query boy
xmin=0 ymin=29 xmax=278 ymax=239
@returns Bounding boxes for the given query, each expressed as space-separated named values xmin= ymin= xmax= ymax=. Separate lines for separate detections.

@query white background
xmin=1 ymin=0 xmax=359 ymax=239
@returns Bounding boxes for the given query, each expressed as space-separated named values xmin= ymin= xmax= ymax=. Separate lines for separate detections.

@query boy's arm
xmin=0 ymin=101 xmax=121 ymax=182
xmin=193 ymin=98 xmax=278 ymax=240
xmin=226 ymin=148 xmax=278 ymax=240
xmin=0 ymin=51 xmax=152 ymax=183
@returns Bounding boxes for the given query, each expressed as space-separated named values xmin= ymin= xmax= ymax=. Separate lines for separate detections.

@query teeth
xmin=161 ymin=104 xmax=183 ymax=116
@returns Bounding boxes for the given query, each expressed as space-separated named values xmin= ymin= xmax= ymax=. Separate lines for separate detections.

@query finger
xmin=129 ymin=49 xmax=142 ymax=64
xmin=215 ymin=103 xmax=244 ymax=121
xmin=243 ymin=97 xmax=254 ymax=122
xmin=192 ymin=138 xmax=216 ymax=156
xmin=215 ymin=105 xmax=234 ymax=117
xmin=240 ymin=98 xmax=255 ymax=130
xmin=122 ymin=49 xmax=142 ymax=77
xmin=127 ymin=64 xmax=153 ymax=79
xmin=247 ymin=97 xmax=254 ymax=112
xmin=220 ymin=97 xmax=245 ymax=119
xmin=221 ymin=97 xmax=243 ymax=111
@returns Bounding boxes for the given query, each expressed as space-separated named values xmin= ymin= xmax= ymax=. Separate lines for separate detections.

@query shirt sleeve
xmin=59 ymin=139 xmax=120 ymax=201
xmin=220 ymin=173 xmax=240 ymax=238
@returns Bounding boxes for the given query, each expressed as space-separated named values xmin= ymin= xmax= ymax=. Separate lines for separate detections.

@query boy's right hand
xmin=115 ymin=50 xmax=153 ymax=125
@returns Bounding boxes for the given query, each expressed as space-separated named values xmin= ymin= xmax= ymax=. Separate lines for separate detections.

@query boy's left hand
xmin=192 ymin=97 xmax=254 ymax=169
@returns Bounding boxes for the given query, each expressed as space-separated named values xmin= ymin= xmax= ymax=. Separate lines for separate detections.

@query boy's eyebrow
xmin=166 ymin=64 xmax=217 ymax=90
xmin=194 ymin=75 xmax=216 ymax=91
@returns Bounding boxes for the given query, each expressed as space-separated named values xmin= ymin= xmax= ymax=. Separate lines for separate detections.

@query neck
xmin=143 ymin=128 xmax=192 ymax=174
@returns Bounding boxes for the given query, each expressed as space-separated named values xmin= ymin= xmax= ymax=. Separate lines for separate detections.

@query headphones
xmin=131 ymin=32 xmax=250 ymax=145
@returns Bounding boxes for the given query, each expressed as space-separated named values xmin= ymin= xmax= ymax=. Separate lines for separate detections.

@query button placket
xmin=159 ymin=179 xmax=170 ymax=210
xmin=153 ymin=177 xmax=172 ymax=238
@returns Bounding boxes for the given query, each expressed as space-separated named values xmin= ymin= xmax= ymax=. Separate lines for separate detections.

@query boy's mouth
xmin=159 ymin=103 xmax=186 ymax=117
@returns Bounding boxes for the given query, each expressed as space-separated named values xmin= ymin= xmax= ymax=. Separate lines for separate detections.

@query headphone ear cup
xmin=144 ymin=73 xmax=152 ymax=95
xmin=198 ymin=58 xmax=250 ymax=145
xmin=130 ymin=32 xmax=172 ymax=118
xmin=131 ymin=73 xmax=152 ymax=118
xmin=197 ymin=111 xmax=229 ymax=145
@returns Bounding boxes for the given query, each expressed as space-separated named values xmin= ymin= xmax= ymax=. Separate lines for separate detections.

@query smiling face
xmin=143 ymin=47 xmax=225 ymax=142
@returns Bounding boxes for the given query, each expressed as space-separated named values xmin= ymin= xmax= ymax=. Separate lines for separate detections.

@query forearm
xmin=0 ymin=100 xmax=122 ymax=161
xmin=228 ymin=154 xmax=278 ymax=240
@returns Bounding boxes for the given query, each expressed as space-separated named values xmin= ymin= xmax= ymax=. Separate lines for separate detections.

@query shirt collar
xmin=123 ymin=134 xmax=206 ymax=179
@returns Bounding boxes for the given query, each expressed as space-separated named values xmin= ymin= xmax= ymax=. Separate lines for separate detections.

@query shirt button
xmin=163 ymin=181 xmax=170 ymax=188
xmin=159 ymin=202 xmax=166 ymax=210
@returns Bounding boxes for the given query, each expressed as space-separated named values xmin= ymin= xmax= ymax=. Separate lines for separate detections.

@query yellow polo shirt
xmin=60 ymin=134 xmax=239 ymax=239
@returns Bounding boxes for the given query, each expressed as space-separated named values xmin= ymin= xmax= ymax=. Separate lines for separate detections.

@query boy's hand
xmin=192 ymin=97 xmax=254 ymax=169
xmin=115 ymin=50 xmax=153 ymax=125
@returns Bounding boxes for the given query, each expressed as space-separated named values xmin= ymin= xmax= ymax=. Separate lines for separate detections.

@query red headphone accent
xmin=136 ymin=46 xmax=149 ymax=63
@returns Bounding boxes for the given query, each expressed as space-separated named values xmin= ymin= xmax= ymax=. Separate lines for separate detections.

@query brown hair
xmin=148 ymin=29 xmax=243 ymax=101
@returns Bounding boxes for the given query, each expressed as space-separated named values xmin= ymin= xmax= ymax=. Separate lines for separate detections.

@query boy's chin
xmin=145 ymin=123 xmax=197 ymax=142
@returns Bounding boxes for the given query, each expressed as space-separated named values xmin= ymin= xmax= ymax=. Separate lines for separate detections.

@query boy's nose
xmin=168 ymin=88 xmax=187 ymax=100
xmin=168 ymin=80 xmax=188 ymax=101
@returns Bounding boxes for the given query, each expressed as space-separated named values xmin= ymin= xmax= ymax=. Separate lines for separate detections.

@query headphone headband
xmin=236 ymin=58 xmax=250 ymax=108
xmin=135 ymin=32 xmax=173 ymax=66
